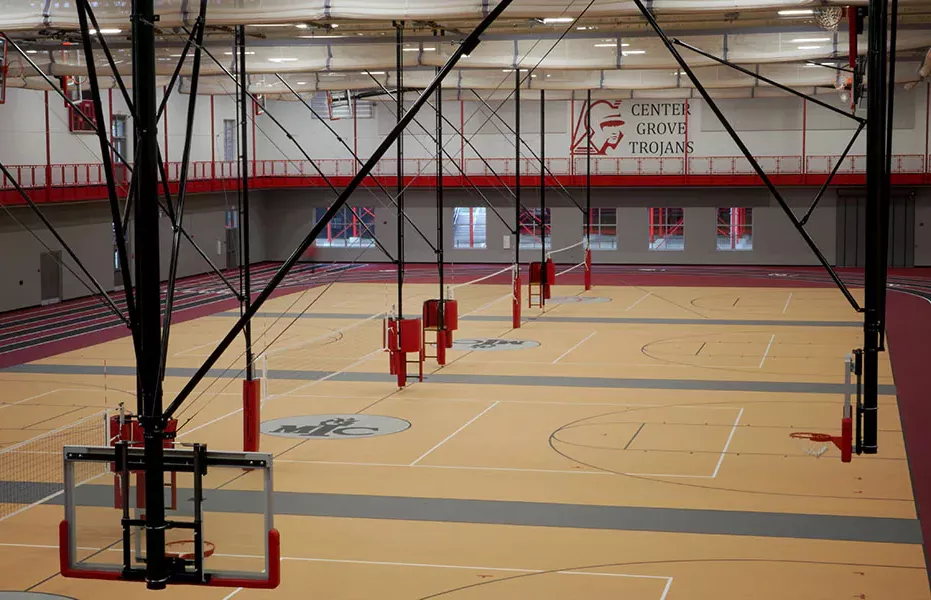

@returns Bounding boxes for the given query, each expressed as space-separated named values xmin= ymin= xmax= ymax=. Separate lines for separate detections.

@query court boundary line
xmin=410 ymin=401 xmax=500 ymax=466
xmin=553 ymin=331 xmax=597 ymax=364
xmin=0 ymin=543 xmax=674 ymax=598
xmin=712 ymin=408 xmax=745 ymax=479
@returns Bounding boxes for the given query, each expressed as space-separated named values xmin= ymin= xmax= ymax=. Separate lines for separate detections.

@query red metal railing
xmin=1 ymin=155 xmax=928 ymax=201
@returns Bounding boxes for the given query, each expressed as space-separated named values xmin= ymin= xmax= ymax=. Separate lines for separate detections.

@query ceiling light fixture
xmin=777 ymin=9 xmax=814 ymax=15
xmin=622 ymin=50 xmax=646 ymax=55
xmin=26 ymin=50 xmax=38 ymax=54
xmin=797 ymin=45 xmax=822 ymax=50
xmin=250 ymin=23 xmax=291 ymax=27
xmin=542 ymin=17 xmax=575 ymax=24
xmin=296 ymin=81 xmax=307 ymax=85
xmin=594 ymin=42 xmax=629 ymax=48
xmin=791 ymin=37 xmax=830 ymax=43
xmin=268 ymin=57 xmax=298 ymax=63
xmin=88 ymin=28 xmax=122 ymax=35
xmin=224 ymin=51 xmax=255 ymax=55
xmin=295 ymin=24 xmax=308 ymax=29
xmin=363 ymin=71 xmax=386 ymax=75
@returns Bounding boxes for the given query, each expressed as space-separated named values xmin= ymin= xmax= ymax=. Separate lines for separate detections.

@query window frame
xmin=649 ymin=207 xmax=685 ymax=252
xmin=716 ymin=207 xmax=754 ymax=252
xmin=452 ymin=206 xmax=488 ymax=250
xmin=519 ymin=207 xmax=551 ymax=250
xmin=585 ymin=207 xmax=618 ymax=250
xmin=314 ymin=206 xmax=376 ymax=248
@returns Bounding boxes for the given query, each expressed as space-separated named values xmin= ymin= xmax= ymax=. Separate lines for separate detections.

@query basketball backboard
xmin=60 ymin=445 xmax=280 ymax=589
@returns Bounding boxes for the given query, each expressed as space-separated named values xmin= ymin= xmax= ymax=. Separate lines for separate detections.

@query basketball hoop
xmin=165 ymin=539 xmax=216 ymax=561
xmin=789 ymin=431 xmax=842 ymax=458
xmin=814 ymin=5 xmax=844 ymax=31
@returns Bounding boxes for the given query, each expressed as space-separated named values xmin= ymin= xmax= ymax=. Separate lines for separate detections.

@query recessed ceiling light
xmin=224 ymin=51 xmax=255 ymax=55
xmin=250 ymin=23 xmax=291 ymax=27
xmin=363 ymin=71 xmax=386 ymax=75
xmin=297 ymin=35 xmax=343 ymax=39
xmin=26 ymin=50 xmax=38 ymax=54
xmin=88 ymin=28 xmax=122 ymax=35
xmin=331 ymin=24 xmax=340 ymax=28
xmin=594 ymin=42 xmax=629 ymax=47
xmin=542 ymin=17 xmax=575 ymax=24
xmin=296 ymin=81 xmax=307 ymax=84
xmin=295 ymin=24 xmax=308 ymax=29
xmin=791 ymin=37 xmax=830 ymax=43
xmin=778 ymin=9 xmax=814 ymax=15
xmin=797 ymin=45 xmax=822 ymax=50
xmin=268 ymin=57 xmax=298 ymax=63
xmin=622 ymin=50 xmax=646 ymax=55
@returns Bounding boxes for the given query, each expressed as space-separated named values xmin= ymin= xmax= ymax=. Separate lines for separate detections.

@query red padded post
xmin=422 ymin=300 xmax=440 ymax=329
xmin=444 ymin=299 xmax=458 ymax=331
xmin=841 ymin=416 xmax=853 ymax=463
xmin=544 ymin=258 xmax=555 ymax=300
xmin=584 ymin=248 xmax=592 ymax=291
xmin=436 ymin=329 xmax=447 ymax=365
xmin=398 ymin=319 xmax=422 ymax=353
xmin=513 ymin=272 xmax=522 ymax=329
xmin=243 ymin=379 xmax=261 ymax=452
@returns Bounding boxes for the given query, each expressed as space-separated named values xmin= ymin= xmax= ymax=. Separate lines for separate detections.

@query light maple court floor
xmin=0 ymin=278 xmax=929 ymax=599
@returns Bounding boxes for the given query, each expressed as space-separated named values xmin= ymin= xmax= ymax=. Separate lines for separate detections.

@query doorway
xmin=40 ymin=251 xmax=63 ymax=305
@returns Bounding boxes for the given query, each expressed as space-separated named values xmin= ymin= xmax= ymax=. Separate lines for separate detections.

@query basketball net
xmin=814 ymin=5 xmax=844 ymax=31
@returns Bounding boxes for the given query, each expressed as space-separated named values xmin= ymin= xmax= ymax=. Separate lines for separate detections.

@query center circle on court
xmin=0 ymin=595 xmax=79 ymax=600
xmin=452 ymin=338 xmax=540 ymax=351
xmin=261 ymin=415 xmax=410 ymax=439
xmin=547 ymin=296 xmax=611 ymax=304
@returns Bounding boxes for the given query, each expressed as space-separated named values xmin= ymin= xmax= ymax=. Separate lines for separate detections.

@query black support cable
xmin=76 ymin=0 xmax=138 ymax=341
xmin=674 ymin=40 xmax=866 ymax=125
xmin=799 ymin=121 xmax=866 ymax=226
xmin=469 ymin=90 xmax=586 ymax=214
xmin=238 ymin=25 xmax=255 ymax=381
xmin=586 ymin=89 xmax=592 ymax=248
xmin=158 ymin=1 xmax=208 ymax=387
xmin=165 ymin=0 xmax=516 ymax=416
xmin=364 ymin=76 xmax=514 ymax=230
xmin=363 ymin=71 xmax=521 ymax=206
xmin=539 ymin=89 xmax=547 ymax=307
xmin=83 ymin=2 xmax=137 ymax=122
xmin=185 ymin=44 xmax=401 ymax=261
xmin=515 ymin=68 xmax=521 ymax=269
xmin=396 ymin=22 xmax=405 ymax=319
xmin=0 ymin=161 xmax=130 ymax=326
xmin=879 ymin=0 xmax=899 ymax=351
xmin=862 ymin=0 xmax=891 ymax=455
xmin=629 ymin=0 xmax=862 ymax=313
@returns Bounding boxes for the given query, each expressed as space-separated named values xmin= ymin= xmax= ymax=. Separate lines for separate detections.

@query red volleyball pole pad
xmin=513 ymin=272 xmax=522 ymax=329
xmin=544 ymin=258 xmax=555 ymax=300
xmin=243 ymin=379 xmax=261 ymax=452
xmin=841 ymin=416 xmax=853 ymax=463
xmin=436 ymin=329 xmax=447 ymax=365
xmin=584 ymin=248 xmax=592 ymax=291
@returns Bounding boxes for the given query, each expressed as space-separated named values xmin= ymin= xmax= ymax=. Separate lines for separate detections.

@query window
xmin=223 ymin=119 xmax=236 ymax=162
xmin=315 ymin=206 xmax=375 ymax=248
xmin=453 ymin=207 xmax=487 ymax=249
xmin=717 ymin=208 xmax=753 ymax=251
xmin=586 ymin=208 xmax=617 ymax=250
xmin=649 ymin=207 xmax=684 ymax=251
xmin=519 ymin=208 xmax=551 ymax=250
xmin=111 ymin=115 xmax=128 ymax=173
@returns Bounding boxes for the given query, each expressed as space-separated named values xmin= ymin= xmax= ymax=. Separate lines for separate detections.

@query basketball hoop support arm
xmin=630 ymin=0 xmax=861 ymax=314
xmin=165 ymin=0 xmax=516 ymax=417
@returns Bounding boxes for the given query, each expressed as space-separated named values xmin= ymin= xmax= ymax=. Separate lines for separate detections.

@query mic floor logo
xmin=261 ymin=414 xmax=411 ymax=439
xmin=452 ymin=338 xmax=541 ymax=351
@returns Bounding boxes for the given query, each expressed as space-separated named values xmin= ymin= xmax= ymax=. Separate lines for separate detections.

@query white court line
xmin=278 ymin=458 xmax=716 ymax=479
xmin=0 ymin=543 xmax=672 ymax=592
xmin=552 ymin=331 xmax=596 ymax=364
xmin=782 ymin=292 xmax=793 ymax=315
xmin=711 ymin=407 xmax=744 ymax=479
xmin=625 ymin=292 xmax=652 ymax=311
xmin=759 ymin=334 xmax=776 ymax=369
xmin=221 ymin=588 xmax=244 ymax=600
xmin=410 ymin=401 xmax=500 ymax=466
xmin=0 ymin=389 xmax=62 ymax=410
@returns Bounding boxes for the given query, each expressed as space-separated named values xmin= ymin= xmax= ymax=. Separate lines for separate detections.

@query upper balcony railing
xmin=1 ymin=154 xmax=927 ymax=197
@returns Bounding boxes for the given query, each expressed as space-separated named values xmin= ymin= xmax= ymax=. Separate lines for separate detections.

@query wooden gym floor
xmin=0 ymin=268 xmax=929 ymax=599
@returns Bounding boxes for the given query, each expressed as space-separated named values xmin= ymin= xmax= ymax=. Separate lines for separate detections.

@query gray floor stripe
xmin=48 ymin=484 xmax=920 ymax=545
xmin=1 ymin=363 xmax=896 ymax=395
xmin=224 ymin=311 xmax=860 ymax=328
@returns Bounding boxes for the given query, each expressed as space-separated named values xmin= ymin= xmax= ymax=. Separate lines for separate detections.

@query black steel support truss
xmin=586 ymin=89 xmax=592 ymax=248
xmin=515 ymin=69 xmax=521 ymax=268
xmin=167 ymin=0 xmax=515 ymax=415
xmin=539 ymin=89 xmax=547 ymax=304
xmin=629 ymin=0 xmax=862 ymax=313
xmin=436 ymin=66 xmax=446 ymax=311
xmin=396 ymin=22 xmax=405 ymax=318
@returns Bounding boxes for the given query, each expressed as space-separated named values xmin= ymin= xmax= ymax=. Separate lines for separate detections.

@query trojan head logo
xmin=571 ymin=100 xmax=625 ymax=156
